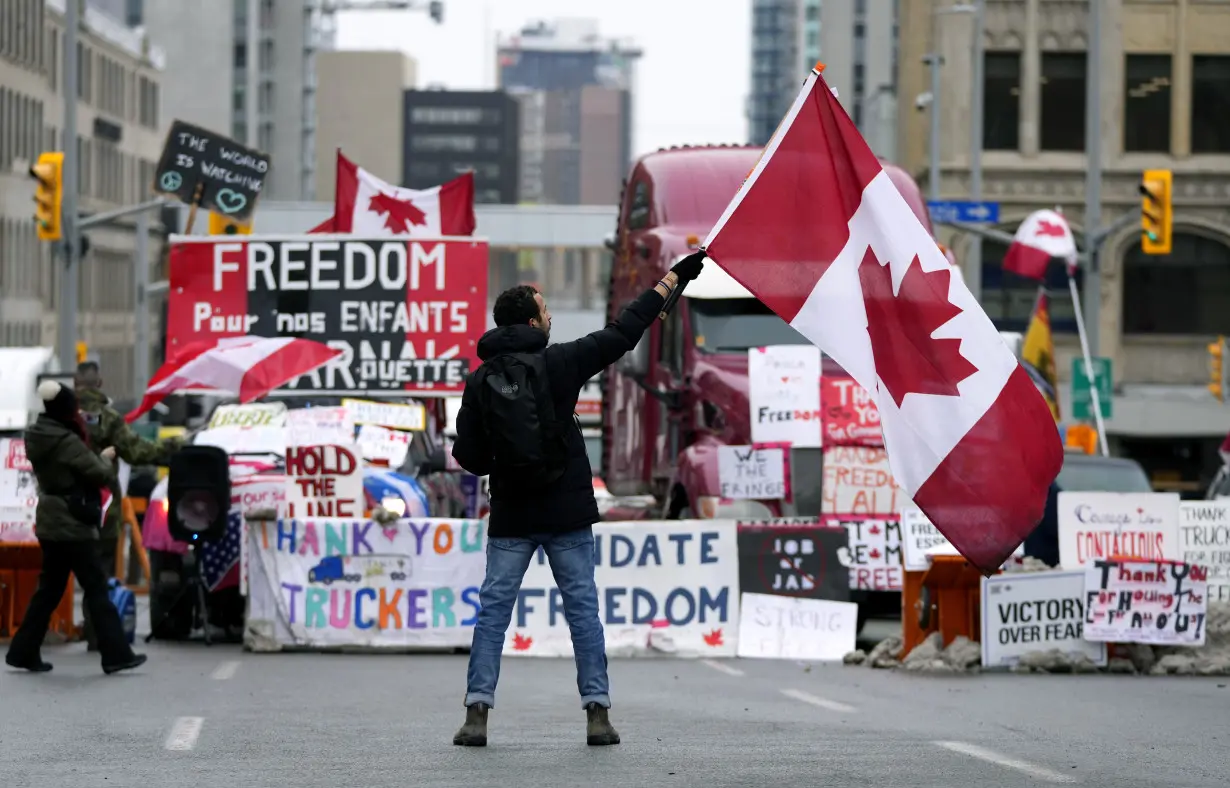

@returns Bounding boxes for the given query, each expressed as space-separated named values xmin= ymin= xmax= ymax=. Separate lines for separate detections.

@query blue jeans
xmin=464 ymin=526 xmax=610 ymax=710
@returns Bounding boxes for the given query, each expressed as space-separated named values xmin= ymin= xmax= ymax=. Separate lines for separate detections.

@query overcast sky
xmin=335 ymin=0 xmax=752 ymax=157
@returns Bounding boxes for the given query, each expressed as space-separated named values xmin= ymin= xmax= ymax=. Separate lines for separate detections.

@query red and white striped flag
xmin=1002 ymin=209 xmax=1077 ymax=281
xmin=333 ymin=151 xmax=475 ymax=237
xmin=703 ymin=65 xmax=1063 ymax=573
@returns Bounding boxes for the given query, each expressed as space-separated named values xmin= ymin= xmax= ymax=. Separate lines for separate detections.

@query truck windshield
xmin=690 ymin=298 xmax=810 ymax=353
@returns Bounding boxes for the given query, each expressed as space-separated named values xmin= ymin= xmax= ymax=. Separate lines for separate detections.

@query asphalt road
xmin=3 ymin=621 xmax=1228 ymax=788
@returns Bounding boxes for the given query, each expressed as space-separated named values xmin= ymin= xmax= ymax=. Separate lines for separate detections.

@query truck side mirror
xmin=603 ymin=232 xmax=617 ymax=252
xmin=617 ymin=336 xmax=650 ymax=378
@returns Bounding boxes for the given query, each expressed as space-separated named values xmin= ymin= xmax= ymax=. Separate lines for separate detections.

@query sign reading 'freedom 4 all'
xmin=166 ymin=235 xmax=489 ymax=394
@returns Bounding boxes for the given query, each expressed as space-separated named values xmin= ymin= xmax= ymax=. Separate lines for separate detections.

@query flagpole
xmin=1066 ymin=262 xmax=1109 ymax=456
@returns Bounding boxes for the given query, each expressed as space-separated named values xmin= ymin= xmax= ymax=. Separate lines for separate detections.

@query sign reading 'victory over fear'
xmin=166 ymin=236 xmax=489 ymax=394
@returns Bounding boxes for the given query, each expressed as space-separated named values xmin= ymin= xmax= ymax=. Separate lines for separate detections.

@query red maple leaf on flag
xmin=868 ymin=523 xmax=881 ymax=535
xmin=702 ymin=628 xmax=724 ymax=647
xmin=1034 ymin=220 xmax=1066 ymax=238
xmin=511 ymin=632 xmax=533 ymax=651
xmin=859 ymin=249 xmax=978 ymax=408
xmin=368 ymin=191 xmax=428 ymax=233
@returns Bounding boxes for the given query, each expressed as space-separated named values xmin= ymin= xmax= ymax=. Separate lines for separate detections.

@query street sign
xmin=1072 ymin=357 xmax=1112 ymax=420
xmin=926 ymin=200 xmax=1001 ymax=224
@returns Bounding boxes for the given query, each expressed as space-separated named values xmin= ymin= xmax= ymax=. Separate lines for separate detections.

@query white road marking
xmin=700 ymin=659 xmax=744 ymax=677
xmin=210 ymin=660 xmax=241 ymax=680
xmin=780 ymin=688 xmax=856 ymax=713
xmin=164 ymin=717 xmax=204 ymax=751
xmin=933 ymin=740 xmax=1079 ymax=784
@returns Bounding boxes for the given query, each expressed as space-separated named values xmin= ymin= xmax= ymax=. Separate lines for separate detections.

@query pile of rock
xmin=843 ymin=602 xmax=1230 ymax=675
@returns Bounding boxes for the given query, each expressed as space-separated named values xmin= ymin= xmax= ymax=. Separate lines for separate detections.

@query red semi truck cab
xmin=600 ymin=144 xmax=949 ymax=520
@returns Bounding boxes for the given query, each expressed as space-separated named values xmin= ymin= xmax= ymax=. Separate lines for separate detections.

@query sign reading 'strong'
xmin=166 ymin=236 xmax=489 ymax=395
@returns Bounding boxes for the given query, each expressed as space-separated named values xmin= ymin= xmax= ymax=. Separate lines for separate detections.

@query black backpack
xmin=476 ymin=352 xmax=569 ymax=490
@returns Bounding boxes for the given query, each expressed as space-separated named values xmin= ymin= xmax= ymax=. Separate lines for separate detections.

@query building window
xmin=410 ymin=106 xmax=483 ymax=124
xmin=1040 ymin=52 xmax=1086 ymax=151
xmin=984 ymin=52 xmax=1021 ymax=150
xmin=1124 ymin=55 xmax=1171 ymax=153
xmin=410 ymin=134 xmax=478 ymax=152
xmin=1123 ymin=233 xmax=1230 ymax=335
xmin=1192 ymin=55 xmax=1230 ymax=154
xmin=234 ymin=43 xmax=246 ymax=69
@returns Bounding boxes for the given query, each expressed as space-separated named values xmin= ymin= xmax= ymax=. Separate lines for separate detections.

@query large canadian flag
xmin=333 ymin=151 xmax=476 ymax=236
xmin=704 ymin=66 xmax=1063 ymax=573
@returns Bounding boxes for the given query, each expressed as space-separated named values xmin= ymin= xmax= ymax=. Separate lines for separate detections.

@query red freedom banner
xmin=166 ymin=236 xmax=489 ymax=395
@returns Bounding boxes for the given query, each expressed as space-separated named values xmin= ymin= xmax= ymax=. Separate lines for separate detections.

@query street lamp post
xmin=967 ymin=0 xmax=986 ymax=301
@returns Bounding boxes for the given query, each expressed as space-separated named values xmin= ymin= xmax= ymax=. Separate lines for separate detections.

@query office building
xmin=896 ymin=0 xmax=1230 ymax=490
xmin=497 ymin=19 xmax=640 ymax=205
xmin=0 ymin=0 xmax=167 ymax=401
xmin=403 ymin=90 xmax=520 ymax=205
xmin=315 ymin=50 xmax=418 ymax=203
xmin=750 ymin=0 xmax=898 ymax=158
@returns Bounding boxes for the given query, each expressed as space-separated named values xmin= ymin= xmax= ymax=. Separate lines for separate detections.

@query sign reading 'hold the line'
xmin=154 ymin=119 xmax=270 ymax=221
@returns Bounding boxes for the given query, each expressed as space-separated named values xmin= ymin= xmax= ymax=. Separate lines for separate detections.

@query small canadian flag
xmin=325 ymin=151 xmax=476 ymax=237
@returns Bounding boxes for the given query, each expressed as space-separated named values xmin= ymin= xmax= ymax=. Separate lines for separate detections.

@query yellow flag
xmin=1020 ymin=289 xmax=1060 ymax=422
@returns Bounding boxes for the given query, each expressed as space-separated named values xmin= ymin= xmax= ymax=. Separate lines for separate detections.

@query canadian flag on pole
xmin=332 ymin=151 xmax=476 ymax=236
xmin=703 ymin=64 xmax=1063 ymax=573
xmin=1002 ymin=209 xmax=1077 ymax=281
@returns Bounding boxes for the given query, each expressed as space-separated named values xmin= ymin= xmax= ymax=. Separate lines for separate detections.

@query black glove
xmin=670 ymin=250 xmax=707 ymax=283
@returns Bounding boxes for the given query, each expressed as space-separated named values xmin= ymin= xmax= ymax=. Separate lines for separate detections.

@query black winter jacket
xmin=452 ymin=287 xmax=665 ymax=537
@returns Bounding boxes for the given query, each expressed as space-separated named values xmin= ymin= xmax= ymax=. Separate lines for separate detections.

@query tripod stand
xmin=146 ymin=541 xmax=214 ymax=646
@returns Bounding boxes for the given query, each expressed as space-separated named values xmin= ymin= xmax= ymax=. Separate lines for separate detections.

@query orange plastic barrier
xmin=909 ymin=554 xmax=985 ymax=650
xmin=0 ymin=545 xmax=77 ymax=641
xmin=114 ymin=497 xmax=151 ymax=595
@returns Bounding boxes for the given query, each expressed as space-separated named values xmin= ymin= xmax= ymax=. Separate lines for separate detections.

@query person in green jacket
xmin=4 ymin=381 xmax=146 ymax=674
xmin=75 ymin=361 xmax=181 ymax=649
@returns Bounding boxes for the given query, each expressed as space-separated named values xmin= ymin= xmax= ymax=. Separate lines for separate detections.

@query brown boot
xmin=452 ymin=703 xmax=488 ymax=746
xmin=586 ymin=702 xmax=620 ymax=746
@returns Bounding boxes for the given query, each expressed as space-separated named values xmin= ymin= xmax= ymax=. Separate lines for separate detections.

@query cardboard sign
xmin=208 ymin=402 xmax=288 ymax=430
xmin=1057 ymin=492 xmax=1179 ymax=569
xmin=341 ymin=398 xmax=426 ymax=431
xmin=284 ymin=444 xmax=364 ymax=519
xmin=821 ymin=377 xmax=883 ymax=447
xmin=356 ymin=423 xmax=412 ymax=467
xmin=507 ymin=521 xmax=739 ymax=658
xmin=748 ymin=345 xmax=821 ymax=447
xmin=1084 ymin=558 xmax=1208 ymax=646
xmin=821 ymin=446 xmax=902 ymax=515
xmin=717 ymin=445 xmax=787 ymax=500
xmin=286 ymin=406 xmax=355 ymax=446
xmin=824 ymin=515 xmax=902 ymax=591
xmin=980 ymin=570 xmax=1107 ymax=668
xmin=154 ymin=119 xmax=270 ymax=221
xmin=735 ymin=593 xmax=858 ymax=661
xmin=1178 ymin=501 xmax=1230 ymax=604
xmin=0 ymin=438 xmax=36 ymax=513
xmin=0 ymin=506 xmax=35 ymax=544
xmin=735 ymin=519 xmax=849 ymax=601
xmin=244 ymin=518 xmax=487 ymax=649
xmin=165 ymin=237 xmax=489 ymax=394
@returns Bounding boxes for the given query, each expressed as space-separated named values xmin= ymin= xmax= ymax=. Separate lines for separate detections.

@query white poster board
xmin=208 ymin=402 xmax=288 ymax=429
xmin=980 ymin=570 xmax=1107 ymax=668
xmin=508 ymin=520 xmax=740 ymax=658
xmin=286 ymin=406 xmax=355 ymax=446
xmin=736 ymin=592 xmax=857 ymax=661
xmin=717 ymin=445 xmax=787 ymax=500
xmin=827 ymin=515 xmax=902 ymax=591
xmin=244 ymin=517 xmax=487 ymax=650
xmin=356 ymin=424 xmax=412 ymax=467
xmin=821 ymin=446 xmax=903 ymax=516
xmin=284 ymin=444 xmax=365 ymax=519
xmin=1057 ymin=492 xmax=1179 ymax=570
xmin=748 ymin=345 xmax=821 ymax=447
xmin=1084 ymin=558 xmax=1208 ymax=646
xmin=342 ymin=398 xmax=427 ymax=431
xmin=1178 ymin=501 xmax=1230 ymax=604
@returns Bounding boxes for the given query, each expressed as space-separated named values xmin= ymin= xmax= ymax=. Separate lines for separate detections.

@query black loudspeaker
xmin=168 ymin=445 xmax=232 ymax=544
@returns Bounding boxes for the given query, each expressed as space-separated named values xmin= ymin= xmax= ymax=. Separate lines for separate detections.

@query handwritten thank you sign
xmin=1083 ymin=558 xmax=1208 ymax=646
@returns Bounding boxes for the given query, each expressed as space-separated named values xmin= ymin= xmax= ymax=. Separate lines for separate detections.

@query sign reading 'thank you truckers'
xmin=165 ymin=236 xmax=489 ymax=395
xmin=153 ymin=120 xmax=270 ymax=222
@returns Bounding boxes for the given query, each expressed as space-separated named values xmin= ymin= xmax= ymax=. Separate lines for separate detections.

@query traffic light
xmin=1065 ymin=424 xmax=1098 ymax=455
xmin=1140 ymin=169 xmax=1173 ymax=255
xmin=30 ymin=151 xmax=64 ymax=242
xmin=76 ymin=342 xmax=88 ymax=365
xmin=209 ymin=211 xmax=252 ymax=235
xmin=1209 ymin=335 xmax=1226 ymax=402
xmin=429 ymin=0 xmax=443 ymax=23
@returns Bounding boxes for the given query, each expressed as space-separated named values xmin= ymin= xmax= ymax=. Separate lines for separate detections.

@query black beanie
xmin=38 ymin=379 xmax=80 ymax=426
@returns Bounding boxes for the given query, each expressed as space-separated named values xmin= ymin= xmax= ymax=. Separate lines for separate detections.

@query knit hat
xmin=38 ymin=379 xmax=80 ymax=426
